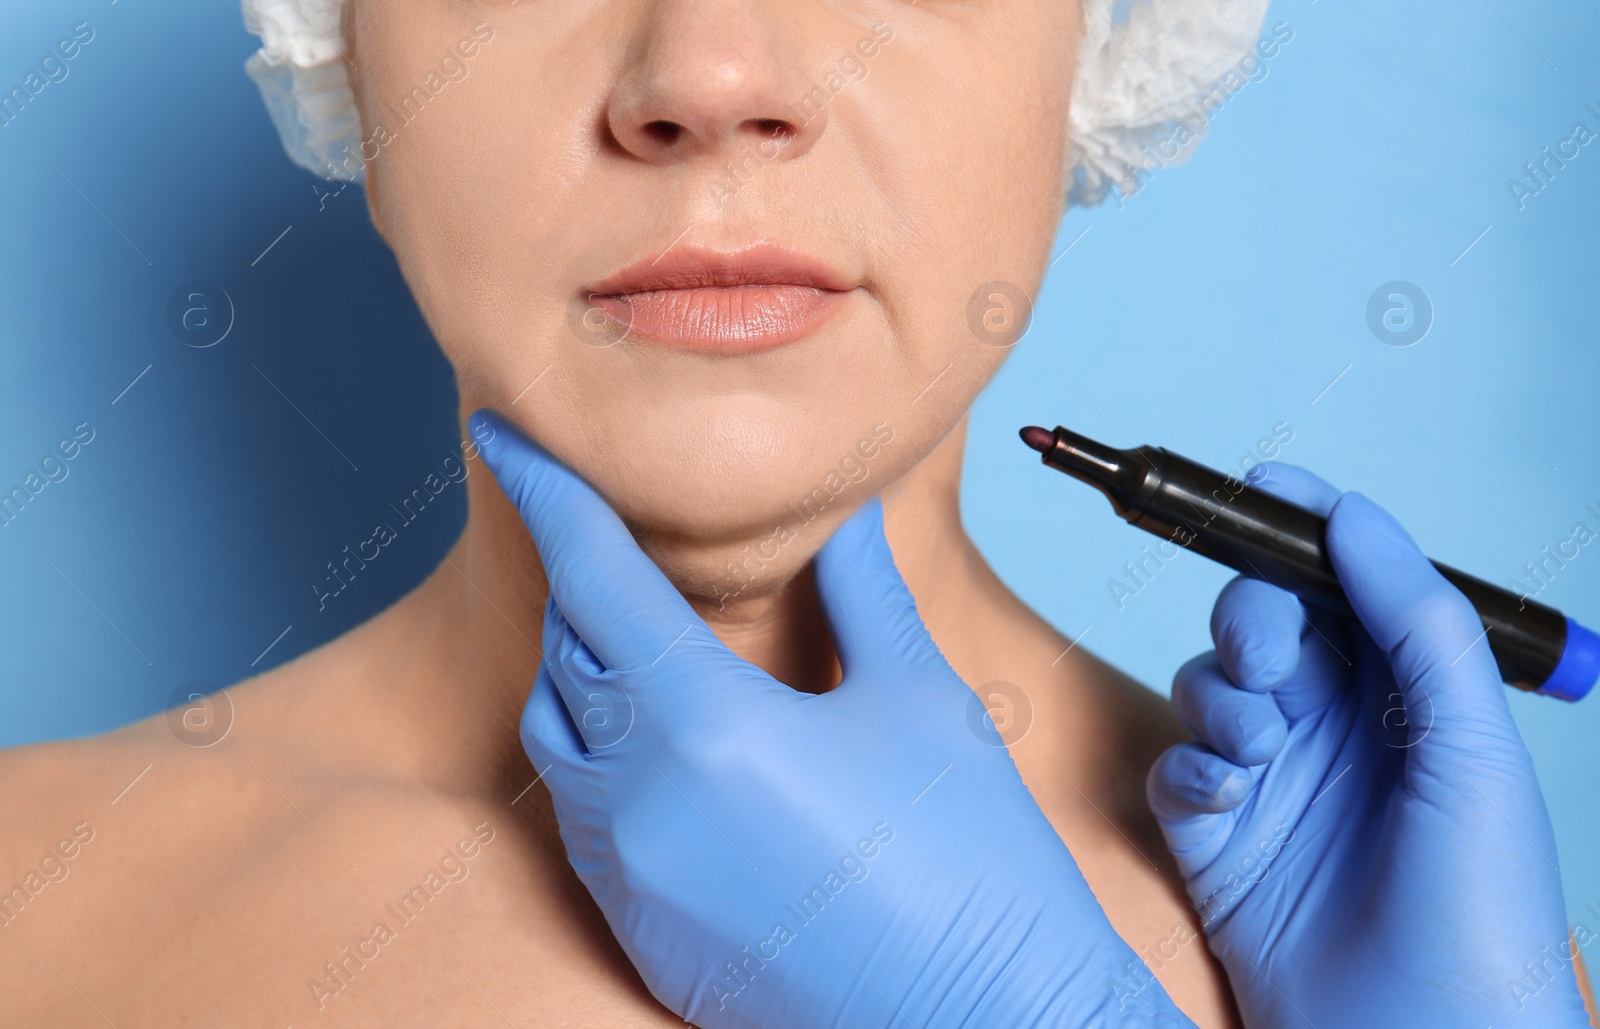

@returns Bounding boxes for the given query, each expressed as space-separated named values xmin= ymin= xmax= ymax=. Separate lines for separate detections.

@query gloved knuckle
xmin=1222 ymin=707 xmax=1255 ymax=748
xmin=1230 ymin=634 xmax=1293 ymax=689
xmin=1174 ymin=652 xmax=1221 ymax=699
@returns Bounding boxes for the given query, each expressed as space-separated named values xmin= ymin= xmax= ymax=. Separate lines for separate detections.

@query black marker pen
xmin=1019 ymin=424 xmax=1599 ymax=701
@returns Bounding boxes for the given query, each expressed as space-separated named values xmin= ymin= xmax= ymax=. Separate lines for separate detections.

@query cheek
xmin=942 ymin=54 xmax=1072 ymax=286
xmin=848 ymin=16 xmax=1071 ymax=369
xmin=358 ymin=13 xmax=596 ymax=377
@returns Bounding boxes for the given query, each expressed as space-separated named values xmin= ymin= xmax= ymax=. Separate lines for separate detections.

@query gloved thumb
xmin=1326 ymin=491 xmax=1520 ymax=748
xmin=812 ymin=497 xmax=949 ymax=685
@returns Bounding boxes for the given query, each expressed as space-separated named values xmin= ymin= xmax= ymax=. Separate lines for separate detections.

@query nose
xmin=607 ymin=1 xmax=828 ymax=166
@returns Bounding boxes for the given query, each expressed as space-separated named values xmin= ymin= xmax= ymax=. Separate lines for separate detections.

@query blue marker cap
xmin=1538 ymin=617 xmax=1600 ymax=702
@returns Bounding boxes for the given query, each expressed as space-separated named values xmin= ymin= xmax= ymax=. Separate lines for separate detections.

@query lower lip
xmin=589 ymin=285 xmax=849 ymax=352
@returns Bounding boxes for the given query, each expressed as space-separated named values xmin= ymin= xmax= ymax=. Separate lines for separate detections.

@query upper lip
xmin=587 ymin=242 xmax=854 ymax=296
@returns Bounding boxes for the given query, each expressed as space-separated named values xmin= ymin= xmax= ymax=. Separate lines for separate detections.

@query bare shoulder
xmin=0 ymin=714 xmax=175 ymax=876
xmin=0 ymin=692 xmax=266 ymax=938
xmin=1024 ymin=638 xmax=1190 ymax=865
xmin=1078 ymin=644 xmax=1191 ymax=775
xmin=0 ymin=633 xmax=679 ymax=1026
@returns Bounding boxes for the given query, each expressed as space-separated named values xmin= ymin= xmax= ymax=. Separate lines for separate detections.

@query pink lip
xmin=585 ymin=243 xmax=854 ymax=353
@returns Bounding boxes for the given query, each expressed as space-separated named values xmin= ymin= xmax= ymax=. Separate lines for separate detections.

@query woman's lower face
xmin=348 ymin=0 xmax=1079 ymax=600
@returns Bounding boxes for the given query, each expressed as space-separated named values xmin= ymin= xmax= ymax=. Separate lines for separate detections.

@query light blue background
xmin=2 ymin=0 xmax=1595 ymax=929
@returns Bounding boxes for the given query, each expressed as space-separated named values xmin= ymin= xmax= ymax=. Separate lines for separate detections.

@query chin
xmin=555 ymin=393 xmax=906 ymax=607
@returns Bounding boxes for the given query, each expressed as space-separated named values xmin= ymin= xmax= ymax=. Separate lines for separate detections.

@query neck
xmin=379 ymin=409 xmax=982 ymax=790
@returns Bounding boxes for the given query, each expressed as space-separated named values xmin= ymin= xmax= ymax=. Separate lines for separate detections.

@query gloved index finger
xmin=471 ymin=408 xmax=719 ymax=673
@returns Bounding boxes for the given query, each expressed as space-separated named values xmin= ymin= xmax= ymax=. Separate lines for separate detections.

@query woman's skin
xmin=0 ymin=1 xmax=1240 ymax=1025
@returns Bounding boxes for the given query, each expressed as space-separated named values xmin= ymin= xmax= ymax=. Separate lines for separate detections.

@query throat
xmin=692 ymin=564 xmax=842 ymax=694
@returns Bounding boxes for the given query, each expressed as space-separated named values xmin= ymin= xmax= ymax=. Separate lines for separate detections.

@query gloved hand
xmin=1147 ymin=463 xmax=1590 ymax=1028
xmin=473 ymin=409 xmax=1196 ymax=1029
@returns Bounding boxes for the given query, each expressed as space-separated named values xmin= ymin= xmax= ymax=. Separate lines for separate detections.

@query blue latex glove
xmin=1147 ymin=463 xmax=1590 ymax=1028
xmin=473 ymin=409 xmax=1196 ymax=1029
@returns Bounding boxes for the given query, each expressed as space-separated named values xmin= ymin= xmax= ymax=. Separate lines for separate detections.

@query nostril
xmin=642 ymin=120 xmax=682 ymax=147
xmin=754 ymin=118 xmax=791 ymax=138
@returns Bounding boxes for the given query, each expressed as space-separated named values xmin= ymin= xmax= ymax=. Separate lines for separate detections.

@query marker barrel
xmin=1032 ymin=426 xmax=1589 ymax=698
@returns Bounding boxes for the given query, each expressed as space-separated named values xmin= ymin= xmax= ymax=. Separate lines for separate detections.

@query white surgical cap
xmin=242 ymin=0 xmax=1272 ymax=207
